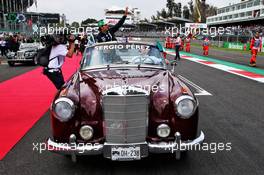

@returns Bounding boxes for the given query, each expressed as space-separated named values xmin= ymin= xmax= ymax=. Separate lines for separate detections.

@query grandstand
xmin=104 ymin=6 xmax=141 ymax=27
xmin=207 ymin=0 xmax=264 ymax=27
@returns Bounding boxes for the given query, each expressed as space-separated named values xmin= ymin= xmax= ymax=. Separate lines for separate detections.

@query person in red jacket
xmin=185 ymin=35 xmax=191 ymax=52
xmin=203 ymin=37 xmax=210 ymax=56
xmin=180 ymin=36 xmax=184 ymax=51
xmin=249 ymin=32 xmax=261 ymax=67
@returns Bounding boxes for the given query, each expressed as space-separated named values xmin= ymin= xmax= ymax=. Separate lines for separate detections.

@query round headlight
xmin=54 ymin=97 xmax=75 ymax=122
xmin=79 ymin=125 xmax=94 ymax=140
xmin=157 ymin=124 xmax=171 ymax=138
xmin=175 ymin=96 xmax=195 ymax=119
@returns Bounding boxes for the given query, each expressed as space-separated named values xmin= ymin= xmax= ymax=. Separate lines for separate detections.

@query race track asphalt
xmin=189 ymin=45 xmax=264 ymax=69
xmin=0 ymin=51 xmax=263 ymax=175
xmin=0 ymin=63 xmax=37 ymax=83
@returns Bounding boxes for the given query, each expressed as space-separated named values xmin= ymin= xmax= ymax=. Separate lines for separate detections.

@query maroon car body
xmin=47 ymin=41 xmax=204 ymax=161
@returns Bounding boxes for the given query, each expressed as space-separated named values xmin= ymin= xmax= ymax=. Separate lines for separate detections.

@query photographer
xmin=43 ymin=33 xmax=75 ymax=90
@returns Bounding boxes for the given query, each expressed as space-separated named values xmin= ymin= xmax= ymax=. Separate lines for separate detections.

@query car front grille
xmin=103 ymin=94 xmax=149 ymax=143
xmin=17 ymin=51 xmax=24 ymax=59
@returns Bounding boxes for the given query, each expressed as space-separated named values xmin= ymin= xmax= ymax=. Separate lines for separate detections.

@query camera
xmin=40 ymin=32 xmax=74 ymax=47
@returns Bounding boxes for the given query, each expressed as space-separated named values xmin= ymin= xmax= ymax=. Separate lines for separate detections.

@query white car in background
xmin=6 ymin=43 xmax=43 ymax=66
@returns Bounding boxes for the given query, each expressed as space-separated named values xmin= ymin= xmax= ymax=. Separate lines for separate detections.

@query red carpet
xmin=0 ymin=55 xmax=81 ymax=160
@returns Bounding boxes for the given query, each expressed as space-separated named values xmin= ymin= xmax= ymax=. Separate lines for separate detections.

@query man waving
xmin=97 ymin=7 xmax=129 ymax=43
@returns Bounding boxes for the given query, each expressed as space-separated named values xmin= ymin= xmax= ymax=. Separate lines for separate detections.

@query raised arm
xmin=110 ymin=7 xmax=128 ymax=33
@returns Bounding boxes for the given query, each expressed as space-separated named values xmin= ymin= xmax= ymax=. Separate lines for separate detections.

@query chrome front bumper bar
xmin=7 ymin=59 xmax=33 ymax=61
xmin=47 ymin=131 xmax=205 ymax=161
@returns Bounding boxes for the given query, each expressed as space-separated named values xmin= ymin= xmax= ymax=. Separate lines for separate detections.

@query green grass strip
xmin=165 ymin=48 xmax=264 ymax=76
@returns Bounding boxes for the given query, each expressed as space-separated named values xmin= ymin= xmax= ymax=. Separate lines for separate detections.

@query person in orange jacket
xmin=249 ymin=32 xmax=261 ymax=67
xmin=203 ymin=37 xmax=210 ymax=56
xmin=185 ymin=35 xmax=191 ymax=52
xmin=180 ymin=36 xmax=184 ymax=51
xmin=165 ymin=36 xmax=170 ymax=48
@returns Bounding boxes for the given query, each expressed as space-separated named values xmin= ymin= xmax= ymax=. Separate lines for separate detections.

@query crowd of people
xmin=0 ymin=33 xmax=36 ymax=58
xmin=164 ymin=30 xmax=262 ymax=67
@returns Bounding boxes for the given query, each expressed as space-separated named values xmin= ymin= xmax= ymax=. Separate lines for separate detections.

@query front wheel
xmin=32 ymin=56 xmax=38 ymax=66
xmin=8 ymin=62 xmax=15 ymax=67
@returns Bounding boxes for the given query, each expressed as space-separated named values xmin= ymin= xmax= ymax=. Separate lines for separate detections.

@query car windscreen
xmin=81 ymin=43 xmax=165 ymax=69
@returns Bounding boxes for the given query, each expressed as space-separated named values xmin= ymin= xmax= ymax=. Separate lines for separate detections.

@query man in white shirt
xmin=174 ymin=34 xmax=182 ymax=60
xmin=43 ymin=34 xmax=75 ymax=89
xmin=0 ymin=37 xmax=7 ymax=57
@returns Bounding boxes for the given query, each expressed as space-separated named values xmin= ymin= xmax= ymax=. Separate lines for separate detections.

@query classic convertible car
xmin=6 ymin=43 xmax=42 ymax=66
xmin=47 ymin=41 xmax=204 ymax=162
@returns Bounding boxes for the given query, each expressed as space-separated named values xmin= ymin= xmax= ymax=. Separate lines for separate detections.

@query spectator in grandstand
xmin=203 ymin=37 xmax=210 ymax=56
xmin=249 ymin=32 xmax=261 ymax=67
xmin=97 ymin=7 xmax=128 ymax=43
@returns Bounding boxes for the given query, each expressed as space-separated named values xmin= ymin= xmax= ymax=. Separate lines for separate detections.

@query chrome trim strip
xmin=175 ymin=95 xmax=198 ymax=119
xmin=69 ymin=134 xmax=77 ymax=162
xmin=175 ymin=95 xmax=195 ymax=105
xmin=81 ymin=64 xmax=165 ymax=71
xmin=7 ymin=59 xmax=33 ymax=61
xmin=104 ymin=142 xmax=148 ymax=146
xmin=47 ymin=131 xmax=205 ymax=160
xmin=54 ymin=97 xmax=75 ymax=106
xmin=53 ymin=97 xmax=75 ymax=122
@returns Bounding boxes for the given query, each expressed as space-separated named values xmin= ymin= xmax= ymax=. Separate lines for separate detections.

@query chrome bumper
xmin=7 ymin=59 xmax=33 ymax=61
xmin=47 ymin=131 xmax=205 ymax=161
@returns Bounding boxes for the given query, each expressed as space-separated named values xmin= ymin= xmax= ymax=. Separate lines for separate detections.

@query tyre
xmin=32 ymin=56 xmax=38 ymax=66
xmin=8 ymin=62 xmax=15 ymax=66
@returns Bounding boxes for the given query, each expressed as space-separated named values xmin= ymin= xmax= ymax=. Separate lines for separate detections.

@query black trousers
xmin=175 ymin=45 xmax=181 ymax=60
xmin=43 ymin=69 xmax=65 ymax=90
xmin=0 ymin=46 xmax=6 ymax=56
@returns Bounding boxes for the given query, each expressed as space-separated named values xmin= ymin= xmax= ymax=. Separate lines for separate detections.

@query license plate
xmin=111 ymin=146 xmax=141 ymax=160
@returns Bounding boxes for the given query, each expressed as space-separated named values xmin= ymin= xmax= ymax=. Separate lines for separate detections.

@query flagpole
xmin=1 ymin=0 xmax=5 ymax=28
xmin=12 ymin=0 xmax=15 ymax=12
xmin=21 ymin=0 xmax=24 ymax=12
xmin=7 ymin=0 xmax=10 ymax=13
xmin=28 ymin=0 xmax=30 ymax=12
